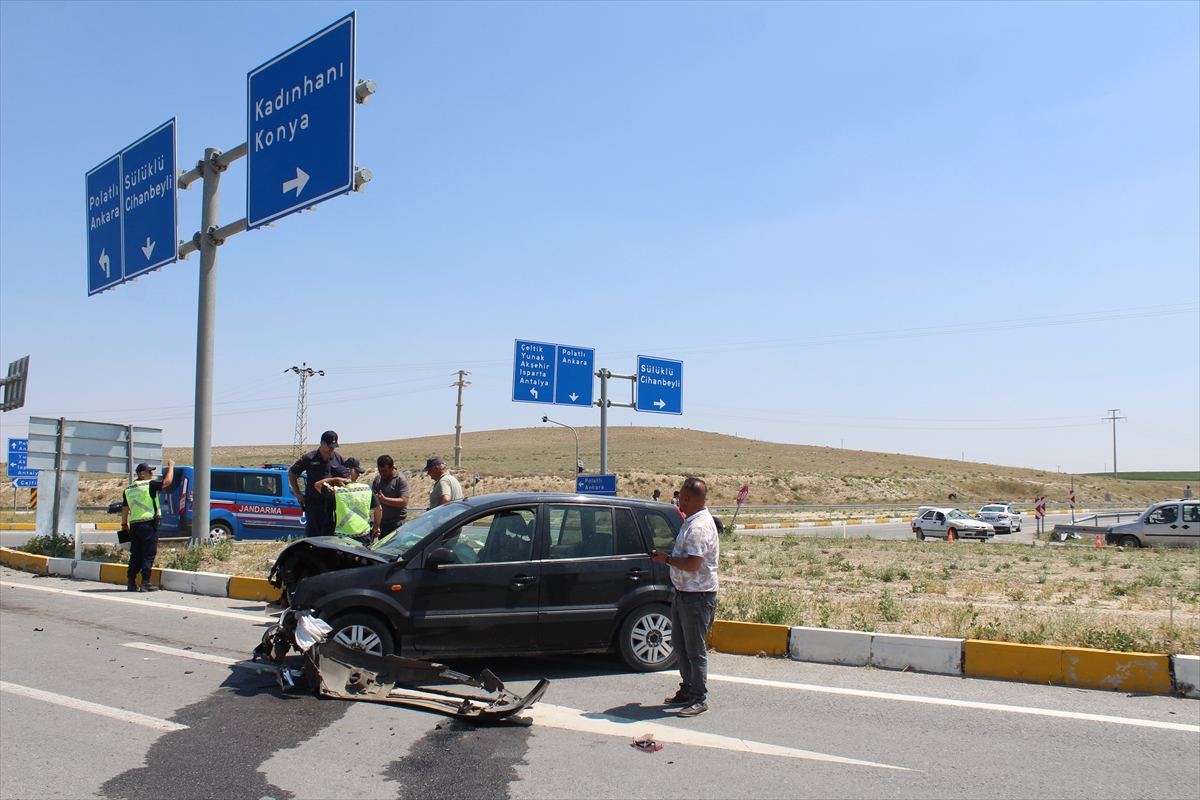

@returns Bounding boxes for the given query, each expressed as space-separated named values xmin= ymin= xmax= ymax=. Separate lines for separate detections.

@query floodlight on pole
xmin=542 ymin=416 xmax=582 ymax=480
xmin=287 ymin=363 xmax=324 ymax=459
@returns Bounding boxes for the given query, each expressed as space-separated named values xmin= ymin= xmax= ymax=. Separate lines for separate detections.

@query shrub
xmin=19 ymin=533 xmax=74 ymax=558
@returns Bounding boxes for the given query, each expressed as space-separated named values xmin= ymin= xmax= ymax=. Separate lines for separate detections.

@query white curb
xmin=790 ymin=627 xmax=872 ymax=666
xmin=870 ymin=633 xmax=964 ymax=675
xmin=72 ymin=560 xmax=102 ymax=582
xmin=47 ymin=557 xmax=73 ymax=577
xmin=1174 ymin=655 xmax=1200 ymax=699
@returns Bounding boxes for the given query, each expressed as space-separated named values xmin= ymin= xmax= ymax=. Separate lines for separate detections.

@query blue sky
xmin=2 ymin=1 xmax=1197 ymax=473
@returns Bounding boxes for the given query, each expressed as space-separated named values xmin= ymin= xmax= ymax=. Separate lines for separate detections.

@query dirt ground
xmin=2 ymin=426 xmax=1189 ymax=513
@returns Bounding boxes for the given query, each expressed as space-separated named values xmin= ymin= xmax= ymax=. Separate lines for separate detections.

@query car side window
xmin=613 ymin=508 xmax=643 ymax=555
xmin=548 ymin=506 xmax=615 ymax=559
xmin=210 ymin=471 xmax=236 ymax=494
xmin=1183 ymin=504 xmax=1200 ymax=523
xmin=935 ymin=512 xmax=945 ymax=522
xmin=240 ymin=473 xmax=281 ymax=497
xmin=443 ymin=509 xmax=537 ymax=564
xmin=1148 ymin=505 xmax=1178 ymax=524
xmin=921 ymin=511 xmax=934 ymax=520
xmin=635 ymin=509 xmax=679 ymax=551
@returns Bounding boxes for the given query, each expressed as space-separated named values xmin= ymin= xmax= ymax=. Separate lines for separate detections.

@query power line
xmin=452 ymin=371 xmax=471 ymax=467
xmin=286 ymin=364 xmax=324 ymax=460
xmin=1104 ymin=409 xmax=1127 ymax=478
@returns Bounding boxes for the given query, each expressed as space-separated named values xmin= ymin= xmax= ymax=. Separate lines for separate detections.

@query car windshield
xmin=948 ymin=510 xmax=971 ymax=520
xmin=369 ymin=502 xmax=470 ymax=560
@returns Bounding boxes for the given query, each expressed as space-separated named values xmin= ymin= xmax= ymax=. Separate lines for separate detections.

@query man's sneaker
xmin=141 ymin=583 xmax=160 ymax=592
xmin=677 ymin=701 xmax=708 ymax=717
xmin=126 ymin=582 xmax=140 ymax=592
xmin=663 ymin=691 xmax=691 ymax=706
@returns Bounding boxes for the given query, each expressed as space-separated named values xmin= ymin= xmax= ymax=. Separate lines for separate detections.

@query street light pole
xmin=542 ymin=416 xmax=579 ymax=483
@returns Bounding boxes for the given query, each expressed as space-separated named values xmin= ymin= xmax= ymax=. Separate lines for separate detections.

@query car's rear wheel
xmin=1119 ymin=535 xmax=1141 ymax=549
xmin=947 ymin=528 xmax=957 ymax=542
xmin=914 ymin=528 xmax=925 ymax=541
xmin=618 ymin=603 xmax=677 ymax=672
xmin=329 ymin=612 xmax=394 ymax=656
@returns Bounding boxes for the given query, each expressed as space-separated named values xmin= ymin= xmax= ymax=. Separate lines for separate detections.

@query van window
xmin=240 ymin=473 xmax=281 ymax=497
xmin=1147 ymin=505 xmax=1178 ymax=525
xmin=210 ymin=471 xmax=236 ymax=494
xmin=635 ymin=509 xmax=679 ymax=551
xmin=1183 ymin=504 xmax=1200 ymax=523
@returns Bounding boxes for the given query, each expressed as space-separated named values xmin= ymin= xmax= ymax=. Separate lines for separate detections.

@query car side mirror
xmin=427 ymin=548 xmax=457 ymax=569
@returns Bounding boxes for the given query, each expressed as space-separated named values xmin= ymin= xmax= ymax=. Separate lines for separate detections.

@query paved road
xmin=738 ymin=513 xmax=1082 ymax=545
xmin=2 ymin=567 xmax=1196 ymax=799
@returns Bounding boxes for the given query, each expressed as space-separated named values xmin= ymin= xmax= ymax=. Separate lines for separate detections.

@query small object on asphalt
xmin=184 ymin=671 xmax=193 ymax=675
xmin=184 ymin=646 xmax=192 ymax=650
xmin=632 ymin=734 xmax=662 ymax=753
xmin=143 ymin=658 xmax=155 ymax=661
xmin=33 ymin=627 xmax=42 ymax=632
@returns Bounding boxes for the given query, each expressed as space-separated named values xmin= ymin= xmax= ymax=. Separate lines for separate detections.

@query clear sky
xmin=1 ymin=1 xmax=1197 ymax=474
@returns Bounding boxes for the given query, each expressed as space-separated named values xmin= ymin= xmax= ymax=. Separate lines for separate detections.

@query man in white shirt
xmin=651 ymin=476 xmax=719 ymax=717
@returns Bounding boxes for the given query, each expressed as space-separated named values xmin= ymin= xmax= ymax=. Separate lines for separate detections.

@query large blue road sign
xmin=576 ymin=475 xmax=617 ymax=496
xmin=513 ymin=340 xmax=555 ymax=404
xmin=7 ymin=438 xmax=36 ymax=479
xmin=635 ymin=355 xmax=683 ymax=415
xmin=554 ymin=345 xmax=594 ymax=407
xmin=247 ymin=13 xmax=356 ymax=229
xmin=86 ymin=119 xmax=178 ymax=296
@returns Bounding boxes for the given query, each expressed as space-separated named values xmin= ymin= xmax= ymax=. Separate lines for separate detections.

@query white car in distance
xmin=975 ymin=503 xmax=1022 ymax=534
xmin=912 ymin=507 xmax=996 ymax=541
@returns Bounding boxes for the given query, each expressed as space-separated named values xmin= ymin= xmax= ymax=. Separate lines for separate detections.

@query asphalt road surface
xmin=1 ymin=566 xmax=1197 ymax=800
xmin=737 ymin=513 xmax=1081 ymax=545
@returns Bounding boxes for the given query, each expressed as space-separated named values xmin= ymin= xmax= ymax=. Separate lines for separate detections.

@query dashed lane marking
xmin=0 ymin=580 xmax=269 ymax=623
xmin=0 ymin=681 xmax=188 ymax=732
xmin=708 ymin=673 xmax=1200 ymax=733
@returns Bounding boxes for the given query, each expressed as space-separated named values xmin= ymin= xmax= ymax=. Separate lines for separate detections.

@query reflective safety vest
xmin=124 ymin=480 xmax=159 ymax=523
xmin=333 ymin=482 xmax=372 ymax=536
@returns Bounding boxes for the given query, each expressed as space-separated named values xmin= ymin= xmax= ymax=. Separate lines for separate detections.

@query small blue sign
xmin=86 ymin=119 xmax=178 ymax=296
xmin=635 ymin=355 xmax=683 ymax=415
xmin=554 ymin=345 xmax=594 ymax=407
xmin=513 ymin=340 xmax=555 ymax=404
xmin=247 ymin=13 xmax=356 ymax=229
xmin=7 ymin=438 xmax=36 ymax=479
xmin=576 ymin=475 xmax=617 ymax=496
xmin=13 ymin=478 xmax=37 ymax=488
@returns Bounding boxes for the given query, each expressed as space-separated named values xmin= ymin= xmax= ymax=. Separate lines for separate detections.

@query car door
xmin=406 ymin=506 xmax=540 ymax=655
xmin=1180 ymin=504 xmax=1200 ymax=547
xmin=234 ymin=471 xmax=291 ymax=538
xmin=1143 ymin=503 xmax=1183 ymax=546
xmin=538 ymin=504 xmax=653 ymax=650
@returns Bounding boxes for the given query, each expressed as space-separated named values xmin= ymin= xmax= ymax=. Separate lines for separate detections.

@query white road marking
xmin=708 ymin=673 xmax=1200 ymax=733
xmin=0 ymin=681 xmax=187 ymax=732
xmin=122 ymin=643 xmax=295 ymax=677
xmin=0 ymin=580 xmax=268 ymax=623
xmin=525 ymin=703 xmax=910 ymax=770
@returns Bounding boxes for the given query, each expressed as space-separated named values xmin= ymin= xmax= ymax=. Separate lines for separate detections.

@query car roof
xmin=453 ymin=492 xmax=680 ymax=511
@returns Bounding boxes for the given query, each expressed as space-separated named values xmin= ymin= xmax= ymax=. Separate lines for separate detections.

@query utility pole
xmin=1104 ymin=409 xmax=1126 ymax=479
xmin=287 ymin=364 xmax=324 ymax=460
xmin=452 ymin=371 xmax=471 ymax=467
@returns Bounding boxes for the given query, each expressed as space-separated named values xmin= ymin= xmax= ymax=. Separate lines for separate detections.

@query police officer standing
xmin=314 ymin=457 xmax=381 ymax=543
xmin=121 ymin=459 xmax=175 ymax=592
xmin=289 ymin=431 xmax=344 ymax=538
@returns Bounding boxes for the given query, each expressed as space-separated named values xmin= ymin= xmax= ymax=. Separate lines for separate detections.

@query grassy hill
xmin=148 ymin=426 xmax=1188 ymax=508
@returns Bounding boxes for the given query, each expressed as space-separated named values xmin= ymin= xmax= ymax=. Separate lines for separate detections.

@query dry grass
xmin=4 ymin=426 xmax=1187 ymax=512
xmin=718 ymin=534 xmax=1200 ymax=654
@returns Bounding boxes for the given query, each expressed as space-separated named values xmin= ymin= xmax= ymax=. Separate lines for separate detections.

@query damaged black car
xmin=269 ymin=493 xmax=684 ymax=671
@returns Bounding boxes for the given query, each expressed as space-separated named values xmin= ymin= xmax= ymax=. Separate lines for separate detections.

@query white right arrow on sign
xmin=282 ymin=168 xmax=310 ymax=196
xmin=654 ymin=399 xmax=666 ymax=409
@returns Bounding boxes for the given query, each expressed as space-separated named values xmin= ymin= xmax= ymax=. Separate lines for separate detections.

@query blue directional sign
xmin=513 ymin=340 xmax=555 ymax=404
xmin=576 ymin=475 xmax=617 ymax=496
xmin=13 ymin=478 xmax=38 ymax=488
xmin=86 ymin=119 xmax=178 ymax=296
xmin=7 ymin=438 xmax=35 ymax=479
xmin=554 ymin=345 xmax=594 ymax=407
xmin=247 ymin=13 xmax=355 ymax=229
xmin=635 ymin=355 xmax=683 ymax=415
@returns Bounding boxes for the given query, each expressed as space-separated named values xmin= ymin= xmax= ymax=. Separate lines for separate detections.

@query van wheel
xmin=329 ymin=612 xmax=394 ymax=656
xmin=209 ymin=521 xmax=233 ymax=542
xmin=618 ymin=603 xmax=677 ymax=672
xmin=947 ymin=528 xmax=957 ymax=542
xmin=1119 ymin=535 xmax=1141 ymax=549
xmin=914 ymin=528 xmax=925 ymax=541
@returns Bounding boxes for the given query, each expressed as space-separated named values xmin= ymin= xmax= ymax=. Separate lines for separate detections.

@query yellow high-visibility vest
xmin=124 ymin=480 xmax=159 ymax=523
xmin=333 ymin=483 xmax=372 ymax=536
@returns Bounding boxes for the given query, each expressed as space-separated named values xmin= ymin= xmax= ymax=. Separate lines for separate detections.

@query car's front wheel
xmin=1119 ymin=535 xmax=1141 ymax=549
xmin=209 ymin=521 xmax=233 ymax=542
xmin=328 ymin=612 xmax=394 ymax=656
xmin=914 ymin=528 xmax=925 ymax=541
xmin=618 ymin=603 xmax=677 ymax=672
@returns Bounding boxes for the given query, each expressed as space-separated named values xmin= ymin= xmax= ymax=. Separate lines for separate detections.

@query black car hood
xmin=278 ymin=536 xmax=391 ymax=563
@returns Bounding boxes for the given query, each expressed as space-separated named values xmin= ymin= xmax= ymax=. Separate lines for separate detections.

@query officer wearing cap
xmin=423 ymin=456 xmax=464 ymax=509
xmin=121 ymin=459 xmax=175 ymax=592
xmin=313 ymin=457 xmax=381 ymax=543
xmin=289 ymin=430 xmax=345 ymax=538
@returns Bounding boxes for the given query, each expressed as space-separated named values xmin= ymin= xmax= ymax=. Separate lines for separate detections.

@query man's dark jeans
xmin=303 ymin=500 xmax=332 ymax=538
xmin=127 ymin=521 xmax=158 ymax=583
xmin=671 ymin=590 xmax=717 ymax=704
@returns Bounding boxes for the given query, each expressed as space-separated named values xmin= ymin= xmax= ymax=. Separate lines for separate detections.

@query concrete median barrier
xmin=870 ymin=632 xmax=963 ymax=675
xmin=47 ymin=557 xmax=73 ymax=577
xmin=1173 ymin=655 xmax=1200 ymax=698
xmin=72 ymin=560 xmax=102 ymax=582
xmin=1061 ymin=647 xmax=1171 ymax=693
xmin=228 ymin=576 xmax=281 ymax=602
xmin=98 ymin=563 xmax=127 ymax=584
xmin=21 ymin=553 xmax=48 ymax=574
xmin=0 ymin=547 xmax=12 ymax=566
xmin=965 ymin=640 xmax=1062 ymax=684
xmin=789 ymin=626 xmax=871 ymax=666
xmin=710 ymin=620 xmax=789 ymax=656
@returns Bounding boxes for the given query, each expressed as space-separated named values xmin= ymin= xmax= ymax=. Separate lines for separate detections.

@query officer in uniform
xmin=289 ymin=430 xmax=345 ymax=538
xmin=314 ymin=458 xmax=381 ymax=544
xmin=121 ymin=459 xmax=175 ymax=592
